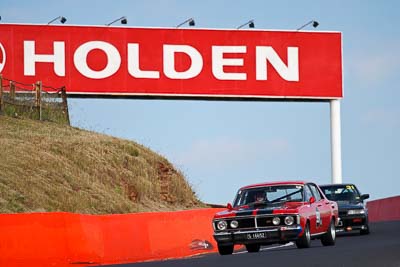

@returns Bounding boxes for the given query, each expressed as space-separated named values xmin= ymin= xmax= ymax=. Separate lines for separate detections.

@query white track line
xmin=233 ymin=242 xmax=294 ymax=255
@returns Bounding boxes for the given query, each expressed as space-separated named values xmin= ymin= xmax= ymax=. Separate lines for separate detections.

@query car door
xmin=303 ymin=184 xmax=318 ymax=234
xmin=309 ymin=183 xmax=331 ymax=233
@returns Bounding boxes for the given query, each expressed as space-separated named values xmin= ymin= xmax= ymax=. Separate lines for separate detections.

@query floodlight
xmin=297 ymin=20 xmax=319 ymax=31
xmin=47 ymin=16 xmax=67 ymax=25
xmin=176 ymin=18 xmax=195 ymax=28
xmin=106 ymin=16 xmax=128 ymax=26
xmin=237 ymin=20 xmax=255 ymax=29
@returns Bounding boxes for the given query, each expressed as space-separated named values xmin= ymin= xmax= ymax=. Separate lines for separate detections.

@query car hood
xmin=336 ymin=201 xmax=364 ymax=211
xmin=214 ymin=202 xmax=303 ymax=219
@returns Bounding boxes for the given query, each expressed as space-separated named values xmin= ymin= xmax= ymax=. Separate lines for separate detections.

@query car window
xmin=320 ymin=185 xmax=360 ymax=202
xmin=308 ymin=184 xmax=323 ymax=201
xmin=233 ymin=185 xmax=304 ymax=207
xmin=303 ymin=185 xmax=313 ymax=202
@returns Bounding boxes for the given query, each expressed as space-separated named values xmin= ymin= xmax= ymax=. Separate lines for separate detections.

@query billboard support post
xmin=330 ymin=99 xmax=342 ymax=184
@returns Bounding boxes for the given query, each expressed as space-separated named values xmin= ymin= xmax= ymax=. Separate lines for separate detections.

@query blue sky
xmin=1 ymin=0 xmax=399 ymax=204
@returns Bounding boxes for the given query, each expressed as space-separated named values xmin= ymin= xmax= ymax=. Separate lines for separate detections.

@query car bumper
xmin=337 ymin=214 xmax=368 ymax=231
xmin=213 ymin=226 xmax=302 ymax=245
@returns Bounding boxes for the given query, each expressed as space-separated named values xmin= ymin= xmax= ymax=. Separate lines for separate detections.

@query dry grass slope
xmin=0 ymin=115 xmax=205 ymax=214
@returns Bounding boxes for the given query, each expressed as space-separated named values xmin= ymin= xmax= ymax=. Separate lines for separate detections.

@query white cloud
xmin=346 ymin=42 xmax=400 ymax=87
xmin=362 ymin=108 xmax=400 ymax=128
xmin=173 ymin=137 xmax=292 ymax=169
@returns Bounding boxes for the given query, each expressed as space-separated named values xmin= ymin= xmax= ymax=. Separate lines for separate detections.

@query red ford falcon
xmin=212 ymin=181 xmax=339 ymax=255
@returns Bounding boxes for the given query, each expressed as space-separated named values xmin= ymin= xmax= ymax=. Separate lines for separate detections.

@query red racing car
xmin=212 ymin=181 xmax=339 ymax=255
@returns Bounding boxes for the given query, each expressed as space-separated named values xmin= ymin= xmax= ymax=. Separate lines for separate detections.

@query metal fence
xmin=0 ymin=75 xmax=70 ymax=125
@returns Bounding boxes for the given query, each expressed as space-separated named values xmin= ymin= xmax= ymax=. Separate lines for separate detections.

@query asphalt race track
xmin=101 ymin=221 xmax=400 ymax=267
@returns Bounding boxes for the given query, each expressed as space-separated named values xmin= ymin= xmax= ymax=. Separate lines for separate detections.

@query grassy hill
xmin=0 ymin=115 xmax=204 ymax=214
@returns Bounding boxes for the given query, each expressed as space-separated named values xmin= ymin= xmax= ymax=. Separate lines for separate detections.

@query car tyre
xmin=296 ymin=222 xmax=311 ymax=249
xmin=245 ymin=244 xmax=261 ymax=253
xmin=321 ymin=218 xmax=336 ymax=246
xmin=360 ymin=224 xmax=370 ymax=235
xmin=218 ymin=244 xmax=234 ymax=255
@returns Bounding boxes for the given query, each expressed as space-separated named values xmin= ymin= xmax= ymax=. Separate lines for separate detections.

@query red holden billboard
xmin=0 ymin=24 xmax=342 ymax=99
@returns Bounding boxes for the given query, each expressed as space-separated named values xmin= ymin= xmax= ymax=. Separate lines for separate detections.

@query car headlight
xmin=272 ymin=217 xmax=281 ymax=225
xmin=217 ymin=220 xmax=228 ymax=230
xmin=347 ymin=209 xmax=365 ymax=215
xmin=230 ymin=220 xmax=239 ymax=229
xmin=284 ymin=216 xmax=294 ymax=226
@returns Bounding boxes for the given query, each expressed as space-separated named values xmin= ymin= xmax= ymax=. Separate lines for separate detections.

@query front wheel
xmin=218 ymin=244 xmax=234 ymax=255
xmin=360 ymin=224 xmax=370 ymax=235
xmin=245 ymin=244 xmax=260 ymax=253
xmin=321 ymin=218 xmax=336 ymax=246
xmin=296 ymin=222 xmax=311 ymax=248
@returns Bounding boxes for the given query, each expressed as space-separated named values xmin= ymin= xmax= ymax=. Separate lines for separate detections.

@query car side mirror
xmin=309 ymin=196 xmax=316 ymax=204
xmin=227 ymin=203 xmax=233 ymax=210
xmin=361 ymin=194 xmax=370 ymax=200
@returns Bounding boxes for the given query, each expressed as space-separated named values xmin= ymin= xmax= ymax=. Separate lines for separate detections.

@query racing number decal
xmin=316 ymin=207 xmax=322 ymax=228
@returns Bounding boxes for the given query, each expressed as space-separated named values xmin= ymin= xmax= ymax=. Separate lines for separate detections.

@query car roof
xmin=240 ymin=180 xmax=307 ymax=190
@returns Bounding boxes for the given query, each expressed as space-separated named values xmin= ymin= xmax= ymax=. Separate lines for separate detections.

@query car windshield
xmin=233 ymin=185 xmax=304 ymax=207
xmin=320 ymin=185 xmax=361 ymax=202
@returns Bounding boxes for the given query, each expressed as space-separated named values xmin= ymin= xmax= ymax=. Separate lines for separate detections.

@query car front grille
xmin=226 ymin=218 xmax=256 ymax=230
xmin=214 ymin=215 xmax=298 ymax=231
xmin=256 ymin=215 xmax=297 ymax=227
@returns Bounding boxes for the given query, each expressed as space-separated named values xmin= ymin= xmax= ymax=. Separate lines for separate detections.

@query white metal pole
xmin=330 ymin=99 xmax=343 ymax=184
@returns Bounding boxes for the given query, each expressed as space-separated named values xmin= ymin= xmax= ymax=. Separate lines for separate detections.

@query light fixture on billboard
xmin=176 ymin=18 xmax=195 ymax=28
xmin=237 ymin=20 xmax=255 ymax=29
xmin=297 ymin=20 xmax=319 ymax=31
xmin=106 ymin=16 xmax=128 ymax=26
xmin=47 ymin=16 xmax=67 ymax=25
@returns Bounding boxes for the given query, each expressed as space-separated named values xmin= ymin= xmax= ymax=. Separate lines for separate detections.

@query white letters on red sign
xmin=74 ymin=41 xmax=121 ymax=79
xmin=0 ymin=25 xmax=343 ymax=99
xmin=163 ymin=45 xmax=203 ymax=79
xmin=21 ymin=41 xmax=300 ymax=82
xmin=128 ymin=43 xmax=160 ymax=79
xmin=24 ymin=40 xmax=65 ymax=76
xmin=212 ymin=46 xmax=247 ymax=80
xmin=256 ymin=47 xmax=299 ymax=81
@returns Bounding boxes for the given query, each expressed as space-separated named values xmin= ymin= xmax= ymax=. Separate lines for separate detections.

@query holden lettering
xmin=23 ymin=41 xmax=299 ymax=82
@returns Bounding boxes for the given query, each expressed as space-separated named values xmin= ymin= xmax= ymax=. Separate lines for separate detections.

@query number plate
xmin=246 ymin=232 xmax=267 ymax=239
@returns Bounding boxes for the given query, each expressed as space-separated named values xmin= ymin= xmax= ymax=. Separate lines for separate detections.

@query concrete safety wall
xmin=1 ymin=196 xmax=400 ymax=267
xmin=0 ymin=208 xmax=223 ymax=267
xmin=367 ymin=195 xmax=400 ymax=222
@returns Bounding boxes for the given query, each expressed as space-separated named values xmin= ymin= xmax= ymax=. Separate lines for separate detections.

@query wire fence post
xmin=0 ymin=74 xmax=3 ymax=114
xmin=60 ymin=86 xmax=70 ymax=125
xmin=10 ymin=81 xmax=15 ymax=102
xmin=35 ymin=81 xmax=42 ymax=121
xmin=1 ymin=76 xmax=69 ymax=124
